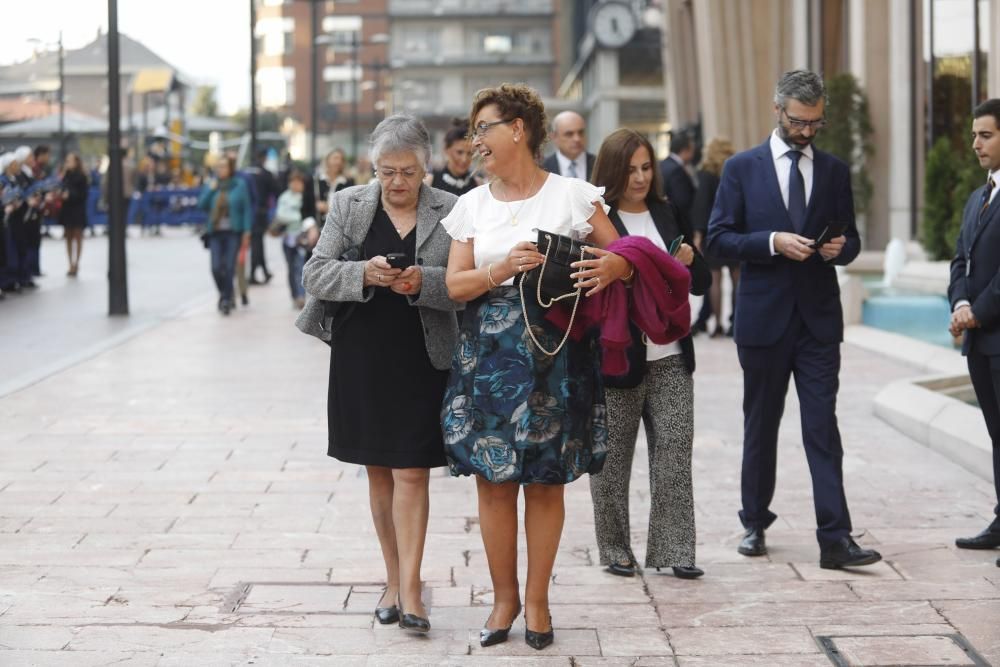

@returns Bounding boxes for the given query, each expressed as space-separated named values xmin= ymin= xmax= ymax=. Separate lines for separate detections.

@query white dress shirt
xmin=556 ymin=150 xmax=588 ymax=180
xmin=768 ymin=130 xmax=815 ymax=255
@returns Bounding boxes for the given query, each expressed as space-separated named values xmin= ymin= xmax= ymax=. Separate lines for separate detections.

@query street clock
xmin=590 ymin=0 xmax=638 ymax=49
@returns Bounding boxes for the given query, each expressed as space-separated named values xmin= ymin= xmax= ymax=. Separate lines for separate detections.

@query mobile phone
xmin=385 ymin=253 xmax=409 ymax=269
xmin=809 ymin=221 xmax=848 ymax=249
xmin=668 ymin=235 xmax=685 ymax=256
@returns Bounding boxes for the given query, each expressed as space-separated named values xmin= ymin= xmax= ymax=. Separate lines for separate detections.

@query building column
xmin=848 ymin=0 xmax=866 ymax=87
xmin=589 ymin=50 xmax=620 ymax=147
xmin=991 ymin=0 xmax=1000 ymax=98
xmin=887 ymin=0 xmax=913 ymax=243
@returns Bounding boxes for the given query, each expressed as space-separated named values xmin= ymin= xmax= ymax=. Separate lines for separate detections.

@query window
xmin=256 ymin=17 xmax=295 ymax=56
xmin=324 ymin=65 xmax=362 ymax=104
xmin=258 ymin=67 xmax=295 ymax=107
xmin=396 ymin=78 xmax=441 ymax=111
xmin=321 ymin=15 xmax=362 ymax=50
xmin=393 ymin=26 xmax=441 ymax=59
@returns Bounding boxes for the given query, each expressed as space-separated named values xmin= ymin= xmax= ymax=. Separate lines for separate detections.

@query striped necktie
xmin=981 ymin=177 xmax=996 ymax=219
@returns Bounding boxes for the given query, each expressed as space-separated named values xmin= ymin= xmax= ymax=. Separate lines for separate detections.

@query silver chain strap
xmin=518 ymin=233 xmax=585 ymax=357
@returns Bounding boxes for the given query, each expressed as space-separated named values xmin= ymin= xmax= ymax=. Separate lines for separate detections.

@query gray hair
xmin=773 ymin=70 xmax=827 ymax=108
xmin=369 ymin=114 xmax=431 ymax=168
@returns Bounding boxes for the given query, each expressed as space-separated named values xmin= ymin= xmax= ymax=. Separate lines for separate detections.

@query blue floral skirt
xmin=441 ymin=286 xmax=608 ymax=485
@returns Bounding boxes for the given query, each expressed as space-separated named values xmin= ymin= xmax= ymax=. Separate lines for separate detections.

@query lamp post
xmin=249 ymin=0 xmax=258 ymax=162
xmin=107 ymin=0 xmax=128 ymax=316
xmin=310 ymin=0 xmax=320 ymax=167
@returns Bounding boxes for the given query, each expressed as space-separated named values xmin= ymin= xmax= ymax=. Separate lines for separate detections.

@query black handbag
xmin=518 ymin=229 xmax=590 ymax=357
xmin=320 ymin=244 xmax=363 ymax=341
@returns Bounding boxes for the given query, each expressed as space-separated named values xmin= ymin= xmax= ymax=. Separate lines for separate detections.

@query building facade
xmin=661 ymin=0 xmax=998 ymax=251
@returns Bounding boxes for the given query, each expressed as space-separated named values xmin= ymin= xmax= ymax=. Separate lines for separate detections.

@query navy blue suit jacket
xmin=705 ymin=139 xmax=860 ymax=347
xmin=949 ymin=182 xmax=1000 ymax=356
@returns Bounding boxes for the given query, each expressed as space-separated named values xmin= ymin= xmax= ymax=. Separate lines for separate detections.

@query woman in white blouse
xmin=441 ymin=84 xmax=633 ymax=651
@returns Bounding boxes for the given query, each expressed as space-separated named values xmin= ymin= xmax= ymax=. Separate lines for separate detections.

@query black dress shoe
xmin=525 ymin=614 xmax=554 ymax=651
xmin=955 ymin=528 xmax=1000 ymax=550
xmin=374 ymin=604 xmax=400 ymax=625
xmin=820 ymin=537 xmax=882 ymax=570
xmin=479 ymin=603 xmax=521 ymax=647
xmin=604 ymin=562 xmax=635 ymax=577
xmin=398 ymin=606 xmax=430 ymax=633
xmin=738 ymin=527 xmax=767 ymax=556
xmin=671 ymin=565 xmax=705 ymax=579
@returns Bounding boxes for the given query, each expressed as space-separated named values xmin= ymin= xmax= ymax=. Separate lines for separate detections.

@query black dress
xmin=327 ymin=204 xmax=448 ymax=468
xmin=431 ymin=168 xmax=477 ymax=197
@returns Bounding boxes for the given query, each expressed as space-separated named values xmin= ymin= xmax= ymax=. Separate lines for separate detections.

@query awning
xmin=130 ymin=68 xmax=176 ymax=95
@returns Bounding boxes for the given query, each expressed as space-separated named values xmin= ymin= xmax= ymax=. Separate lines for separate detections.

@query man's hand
xmin=774 ymin=232 xmax=816 ymax=262
xmin=950 ymin=304 xmax=979 ymax=337
xmin=819 ymin=235 xmax=847 ymax=261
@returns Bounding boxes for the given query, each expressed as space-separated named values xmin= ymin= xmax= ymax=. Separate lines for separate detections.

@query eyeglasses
xmin=781 ymin=108 xmax=826 ymax=131
xmin=468 ymin=119 xmax=513 ymax=140
xmin=374 ymin=166 xmax=421 ymax=180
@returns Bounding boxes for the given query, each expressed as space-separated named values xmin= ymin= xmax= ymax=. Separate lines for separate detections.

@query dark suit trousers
xmin=965 ymin=348 xmax=1000 ymax=527
xmin=736 ymin=309 xmax=853 ymax=546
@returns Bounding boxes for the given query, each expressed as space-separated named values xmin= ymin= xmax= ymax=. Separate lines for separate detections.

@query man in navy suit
xmin=948 ymin=98 xmax=1000 ymax=568
xmin=659 ymin=130 xmax=697 ymax=227
xmin=706 ymin=70 xmax=881 ymax=569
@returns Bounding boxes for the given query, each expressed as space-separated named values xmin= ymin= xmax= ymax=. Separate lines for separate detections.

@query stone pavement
xmin=1 ymin=252 xmax=999 ymax=666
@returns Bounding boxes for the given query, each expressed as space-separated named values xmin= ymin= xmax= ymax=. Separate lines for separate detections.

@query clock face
xmin=591 ymin=1 xmax=637 ymax=48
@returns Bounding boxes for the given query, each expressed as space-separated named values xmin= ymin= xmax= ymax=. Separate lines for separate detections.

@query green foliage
xmin=192 ymin=86 xmax=219 ymax=118
xmin=814 ymin=73 xmax=875 ymax=215
xmin=922 ymin=134 xmax=983 ymax=260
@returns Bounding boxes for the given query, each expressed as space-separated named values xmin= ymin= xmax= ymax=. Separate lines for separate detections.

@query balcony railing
xmin=390 ymin=51 xmax=554 ymax=67
xmin=388 ymin=0 xmax=553 ymax=17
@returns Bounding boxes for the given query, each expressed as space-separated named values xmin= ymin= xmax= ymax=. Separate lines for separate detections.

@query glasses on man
xmin=781 ymin=108 xmax=826 ymax=131
xmin=468 ymin=119 xmax=513 ymax=140
xmin=375 ymin=166 xmax=421 ymax=180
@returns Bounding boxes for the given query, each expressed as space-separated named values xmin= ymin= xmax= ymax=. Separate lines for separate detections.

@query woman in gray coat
xmin=297 ymin=115 xmax=460 ymax=634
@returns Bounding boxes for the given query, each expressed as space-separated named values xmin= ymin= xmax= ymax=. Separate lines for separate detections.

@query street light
xmin=316 ymin=31 xmax=389 ymax=161
xmin=27 ymin=33 xmax=65 ymax=162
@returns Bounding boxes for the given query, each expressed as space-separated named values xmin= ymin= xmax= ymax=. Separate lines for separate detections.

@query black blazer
xmin=604 ymin=199 xmax=711 ymax=388
xmin=949 ymin=181 xmax=1000 ymax=356
xmin=542 ymin=152 xmax=596 ymax=181
xmin=660 ymin=157 xmax=696 ymax=226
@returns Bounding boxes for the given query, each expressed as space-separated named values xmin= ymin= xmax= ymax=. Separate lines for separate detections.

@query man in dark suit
xmin=948 ymin=98 xmax=1000 ymax=568
xmin=706 ymin=70 xmax=881 ymax=569
xmin=660 ymin=130 xmax=697 ymax=226
xmin=542 ymin=111 xmax=595 ymax=180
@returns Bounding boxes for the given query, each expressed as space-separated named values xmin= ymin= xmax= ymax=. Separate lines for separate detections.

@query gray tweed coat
xmin=295 ymin=181 xmax=461 ymax=370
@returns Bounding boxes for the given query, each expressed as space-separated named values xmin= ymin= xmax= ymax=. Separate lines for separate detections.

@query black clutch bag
xmin=517 ymin=229 xmax=591 ymax=357
xmin=519 ymin=229 xmax=591 ymax=305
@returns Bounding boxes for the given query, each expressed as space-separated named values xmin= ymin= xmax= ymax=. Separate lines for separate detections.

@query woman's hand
xmin=674 ymin=243 xmax=694 ymax=267
xmin=364 ymin=256 xmax=402 ymax=288
xmin=503 ymin=241 xmax=545 ymax=278
xmin=570 ymin=246 xmax=631 ymax=297
xmin=390 ymin=266 xmax=422 ymax=295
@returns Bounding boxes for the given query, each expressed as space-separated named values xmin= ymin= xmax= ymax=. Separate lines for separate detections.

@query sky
xmin=0 ymin=0 xmax=251 ymax=114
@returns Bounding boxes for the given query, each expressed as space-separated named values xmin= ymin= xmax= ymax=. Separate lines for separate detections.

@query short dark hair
xmin=973 ymin=98 xmax=1000 ymax=130
xmin=669 ymin=130 xmax=694 ymax=155
xmin=592 ymin=128 xmax=665 ymax=206
xmin=444 ymin=117 xmax=470 ymax=148
xmin=33 ymin=144 xmax=50 ymax=159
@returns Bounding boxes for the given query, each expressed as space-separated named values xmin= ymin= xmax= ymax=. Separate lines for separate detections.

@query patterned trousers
xmin=588 ymin=355 xmax=696 ymax=568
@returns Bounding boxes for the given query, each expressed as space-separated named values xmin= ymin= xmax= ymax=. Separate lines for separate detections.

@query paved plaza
xmin=0 ymin=238 xmax=999 ymax=665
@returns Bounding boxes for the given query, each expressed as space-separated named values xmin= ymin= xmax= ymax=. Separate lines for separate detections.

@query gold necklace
xmin=499 ymin=169 xmax=538 ymax=226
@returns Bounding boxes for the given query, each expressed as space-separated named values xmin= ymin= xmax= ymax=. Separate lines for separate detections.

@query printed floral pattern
xmin=442 ymin=286 xmax=607 ymax=484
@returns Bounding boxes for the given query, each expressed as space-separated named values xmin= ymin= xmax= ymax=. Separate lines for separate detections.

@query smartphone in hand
xmin=809 ymin=222 xmax=848 ymax=249
xmin=668 ymin=235 xmax=685 ymax=256
xmin=385 ymin=253 xmax=409 ymax=270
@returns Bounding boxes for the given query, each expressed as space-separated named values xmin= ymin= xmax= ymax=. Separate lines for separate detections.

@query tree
xmin=814 ymin=73 xmax=875 ymax=216
xmin=192 ymin=86 xmax=219 ymax=118
xmin=922 ymin=135 xmax=981 ymax=261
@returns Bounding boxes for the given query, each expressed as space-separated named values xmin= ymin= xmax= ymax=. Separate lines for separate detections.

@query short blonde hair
xmin=700 ymin=137 xmax=734 ymax=177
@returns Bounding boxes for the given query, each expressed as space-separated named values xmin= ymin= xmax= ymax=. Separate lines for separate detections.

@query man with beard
xmin=706 ymin=70 xmax=881 ymax=569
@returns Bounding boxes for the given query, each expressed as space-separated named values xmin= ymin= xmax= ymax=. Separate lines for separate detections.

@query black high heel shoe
xmin=374 ymin=588 xmax=399 ymax=625
xmin=524 ymin=613 xmax=554 ymax=650
xmin=479 ymin=603 xmax=521 ymax=647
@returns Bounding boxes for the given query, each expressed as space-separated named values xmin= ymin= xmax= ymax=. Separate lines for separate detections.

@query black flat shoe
xmin=479 ymin=603 xmax=521 ymax=647
xmin=955 ymin=528 xmax=1000 ymax=550
xmin=398 ymin=603 xmax=430 ymax=633
xmin=241 ymin=294 xmax=249 ymax=306
xmin=604 ymin=562 xmax=635 ymax=577
xmin=671 ymin=565 xmax=704 ymax=579
xmin=738 ymin=527 xmax=767 ymax=556
xmin=525 ymin=614 xmax=554 ymax=651
xmin=819 ymin=537 xmax=882 ymax=570
xmin=375 ymin=604 xmax=400 ymax=624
